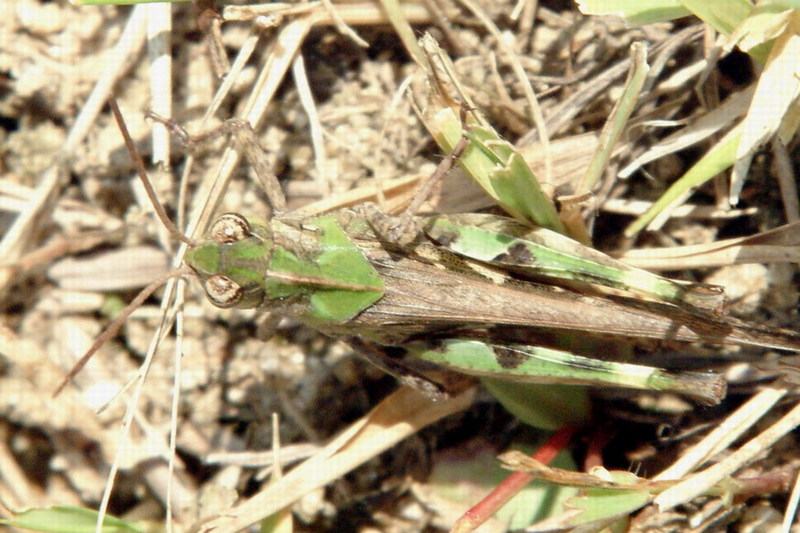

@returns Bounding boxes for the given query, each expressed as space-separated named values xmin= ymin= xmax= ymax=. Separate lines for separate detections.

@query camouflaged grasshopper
xmin=185 ymin=204 xmax=800 ymax=406
xmin=57 ymin=101 xmax=800 ymax=408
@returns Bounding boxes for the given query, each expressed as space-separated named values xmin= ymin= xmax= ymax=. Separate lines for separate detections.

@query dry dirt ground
xmin=2 ymin=1 xmax=800 ymax=532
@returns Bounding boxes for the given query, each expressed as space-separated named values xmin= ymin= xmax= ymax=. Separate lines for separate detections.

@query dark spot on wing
xmin=495 ymin=345 xmax=525 ymax=369
xmin=425 ymin=339 xmax=448 ymax=354
xmin=433 ymin=230 xmax=459 ymax=247
xmin=494 ymin=242 xmax=535 ymax=265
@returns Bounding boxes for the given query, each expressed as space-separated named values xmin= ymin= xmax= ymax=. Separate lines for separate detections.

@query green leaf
xmin=680 ymin=0 xmax=753 ymax=35
xmin=427 ymin=442 xmax=578 ymax=529
xmin=431 ymin=108 xmax=566 ymax=234
xmin=481 ymin=380 xmax=590 ymax=430
xmin=0 ymin=506 xmax=141 ymax=533
xmin=576 ymin=0 xmax=691 ymax=26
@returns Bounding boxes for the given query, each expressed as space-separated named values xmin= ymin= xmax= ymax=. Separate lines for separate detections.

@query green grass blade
xmin=0 ymin=506 xmax=141 ymax=533
xmin=625 ymin=122 xmax=741 ymax=237
xmin=375 ymin=0 xmax=426 ymax=66
xmin=431 ymin=107 xmax=566 ymax=234
xmin=579 ymin=42 xmax=649 ymax=194
xmin=576 ymin=0 xmax=690 ymax=26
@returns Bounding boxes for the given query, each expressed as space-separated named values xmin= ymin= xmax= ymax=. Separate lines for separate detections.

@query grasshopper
xmin=185 ymin=205 xmax=800 ymax=406
xmin=58 ymin=101 xmax=800 ymax=411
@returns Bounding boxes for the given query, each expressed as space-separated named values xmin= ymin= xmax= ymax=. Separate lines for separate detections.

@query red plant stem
xmin=451 ymin=425 xmax=577 ymax=533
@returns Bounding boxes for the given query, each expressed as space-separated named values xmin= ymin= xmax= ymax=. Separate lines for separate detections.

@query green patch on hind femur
xmin=410 ymin=339 xmax=725 ymax=405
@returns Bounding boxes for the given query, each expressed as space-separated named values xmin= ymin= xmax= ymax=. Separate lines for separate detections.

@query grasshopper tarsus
xmin=144 ymin=110 xmax=194 ymax=147
xmin=144 ymin=110 xmax=233 ymax=148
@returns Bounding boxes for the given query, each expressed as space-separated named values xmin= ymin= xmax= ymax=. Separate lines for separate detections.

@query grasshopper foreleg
xmin=145 ymin=112 xmax=287 ymax=214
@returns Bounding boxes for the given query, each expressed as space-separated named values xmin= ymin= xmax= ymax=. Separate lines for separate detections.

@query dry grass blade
xmin=0 ymin=326 xmax=120 ymax=461
xmin=0 ymin=6 xmax=148 ymax=286
xmin=655 ymin=388 xmax=788 ymax=481
xmin=294 ymin=174 xmax=425 ymax=216
xmin=771 ymin=136 xmax=800 ymax=223
xmin=222 ymin=2 xmax=432 ymax=28
xmin=618 ymin=219 xmax=800 ymax=270
xmin=730 ymin=10 xmax=800 ymax=203
xmin=194 ymin=387 xmax=476 ymax=532
xmin=48 ymin=245 xmax=168 ymax=291
xmin=783 ymin=470 xmax=800 ymax=530
xmin=619 ymin=85 xmax=754 ymax=179
xmin=146 ymin=2 xmax=173 ymax=167
xmin=296 ymin=130 xmax=602 ymax=218
xmin=655 ymin=397 xmax=800 ymax=511
xmin=182 ymin=16 xmax=312 ymax=238
xmin=292 ymin=55 xmax=331 ymax=197
xmin=602 ymin=198 xmax=757 ymax=219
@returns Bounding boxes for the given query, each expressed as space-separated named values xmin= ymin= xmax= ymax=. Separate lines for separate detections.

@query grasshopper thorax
xmin=186 ymin=213 xmax=274 ymax=309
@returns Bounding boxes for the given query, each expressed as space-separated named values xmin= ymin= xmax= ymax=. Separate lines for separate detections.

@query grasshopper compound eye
xmin=205 ymin=274 xmax=243 ymax=308
xmin=210 ymin=213 xmax=251 ymax=244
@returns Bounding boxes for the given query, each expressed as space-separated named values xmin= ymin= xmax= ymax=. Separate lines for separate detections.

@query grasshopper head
xmin=186 ymin=213 xmax=273 ymax=309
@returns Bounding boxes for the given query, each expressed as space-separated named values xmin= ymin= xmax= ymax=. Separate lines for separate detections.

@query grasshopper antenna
xmin=55 ymin=99 xmax=199 ymax=396
xmin=108 ymin=98 xmax=197 ymax=247
xmin=53 ymin=266 xmax=192 ymax=397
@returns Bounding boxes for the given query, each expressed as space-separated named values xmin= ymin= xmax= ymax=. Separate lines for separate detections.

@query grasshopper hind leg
xmin=345 ymin=337 xmax=451 ymax=401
